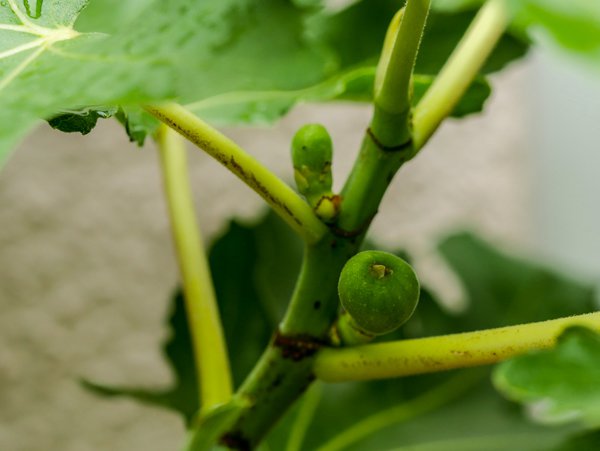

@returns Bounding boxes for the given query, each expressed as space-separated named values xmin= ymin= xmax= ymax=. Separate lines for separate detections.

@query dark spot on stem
xmin=271 ymin=374 xmax=284 ymax=389
xmin=220 ymin=432 xmax=251 ymax=451
xmin=313 ymin=300 xmax=322 ymax=310
xmin=328 ymin=213 xmax=375 ymax=239
xmin=273 ymin=331 xmax=327 ymax=361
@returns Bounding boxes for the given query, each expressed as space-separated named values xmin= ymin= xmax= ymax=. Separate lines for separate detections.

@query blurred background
xmin=1 ymin=49 xmax=599 ymax=450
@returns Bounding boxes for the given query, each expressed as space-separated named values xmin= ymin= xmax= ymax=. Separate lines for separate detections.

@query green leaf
xmin=47 ymin=106 xmax=116 ymax=135
xmin=82 ymin=289 xmax=199 ymax=425
xmin=266 ymin=370 xmax=578 ymax=451
xmin=494 ymin=327 xmax=600 ymax=428
xmin=308 ymin=0 xmax=528 ymax=75
xmin=115 ymin=106 xmax=158 ymax=146
xmin=507 ymin=0 xmax=600 ymax=64
xmin=186 ymin=69 xmax=491 ymax=127
xmin=418 ymin=7 xmax=529 ymax=75
xmin=551 ymin=430 xmax=600 ymax=451
xmin=438 ymin=232 xmax=596 ymax=331
xmin=434 ymin=0 xmax=600 ymax=68
xmin=0 ymin=0 xmax=333 ymax=164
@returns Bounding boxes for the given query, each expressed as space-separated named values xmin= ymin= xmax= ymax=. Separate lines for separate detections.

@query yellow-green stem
xmin=147 ymin=103 xmax=328 ymax=245
xmin=314 ymin=312 xmax=600 ymax=382
xmin=156 ymin=125 xmax=232 ymax=410
xmin=413 ymin=0 xmax=510 ymax=150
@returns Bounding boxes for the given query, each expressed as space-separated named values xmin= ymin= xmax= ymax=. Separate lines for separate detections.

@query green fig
xmin=338 ymin=250 xmax=419 ymax=336
xmin=291 ymin=124 xmax=334 ymax=210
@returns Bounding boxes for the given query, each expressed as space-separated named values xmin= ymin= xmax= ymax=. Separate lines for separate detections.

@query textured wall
xmin=0 ymin=61 xmax=531 ymax=450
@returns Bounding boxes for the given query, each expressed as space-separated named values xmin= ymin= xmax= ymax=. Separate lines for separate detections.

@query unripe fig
xmin=291 ymin=124 xmax=334 ymax=208
xmin=338 ymin=250 xmax=419 ymax=335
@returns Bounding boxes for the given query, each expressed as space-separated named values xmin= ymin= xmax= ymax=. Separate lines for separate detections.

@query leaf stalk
xmin=147 ymin=103 xmax=328 ymax=245
xmin=156 ymin=125 xmax=233 ymax=410
xmin=413 ymin=0 xmax=510 ymax=150
xmin=314 ymin=312 xmax=600 ymax=382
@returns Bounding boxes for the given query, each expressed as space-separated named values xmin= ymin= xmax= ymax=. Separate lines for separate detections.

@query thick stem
xmin=337 ymin=134 xmax=409 ymax=233
xmin=280 ymin=238 xmax=357 ymax=338
xmin=156 ymin=126 xmax=232 ymax=410
xmin=221 ymin=347 xmax=317 ymax=450
xmin=413 ymin=0 xmax=510 ymax=150
xmin=147 ymin=103 xmax=328 ymax=245
xmin=314 ymin=312 xmax=600 ymax=382
xmin=221 ymin=235 xmax=359 ymax=448
xmin=337 ymin=0 xmax=431 ymax=233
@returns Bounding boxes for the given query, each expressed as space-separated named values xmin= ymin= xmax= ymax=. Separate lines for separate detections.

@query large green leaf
xmin=0 ymin=0 xmax=332 ymax=163
xmin=494 ymin=327 xmax=600 ymax=428
xmin=507 ymin=0 xmax=600 ymax=65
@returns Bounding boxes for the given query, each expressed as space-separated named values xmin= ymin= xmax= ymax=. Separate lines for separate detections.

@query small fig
xmin=338 ymin=250 xmax=419 ymax=335
xmin=291 ymin=124 xmax=334 ymax=208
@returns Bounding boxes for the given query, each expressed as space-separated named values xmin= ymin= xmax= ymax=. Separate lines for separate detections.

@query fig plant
xmin=2 ymin=0 xmax=600 ymax=450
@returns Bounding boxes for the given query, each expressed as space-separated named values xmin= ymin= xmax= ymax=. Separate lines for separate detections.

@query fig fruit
xmin=338 ymin=250 xmax=419 ymax=335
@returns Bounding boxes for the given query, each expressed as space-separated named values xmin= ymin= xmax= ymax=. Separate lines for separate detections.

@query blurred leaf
xmin=308 ymin=0 xmax=528 ymax=74
xmin=186 ymin=67 xmax=375 ymax=126
xmin=186 ymin=70 xmax=491 ymax=127
xmin=306 ymin=0 xmax=401 ymax=69
xmin=115 ymin=106 xmax=159 ymax=146
xmin=438 ymin=232 xmax=596 ymax=331
xmin=47 ymin=107 xmax=117 ymax=135
xmin=417 ymin=7 xmax=529 ymax=75
xmin=507 ymin=0 xmax=600 ymax=64
xmin=434 ymin=0 xmax=600 ymax=68
xmin=82 ymin=290 xmax=199 ymax=425
xmin=494 ymin=327 xmax=600 ymax=428
xmin=551 ymin=430 xmax=600 ymax=451
xmin=266 ymin=370 xmax=578 ymax=451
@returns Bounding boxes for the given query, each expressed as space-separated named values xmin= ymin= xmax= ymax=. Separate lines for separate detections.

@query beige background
xmin=0 ymin=61 xmax=533 ymax=450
